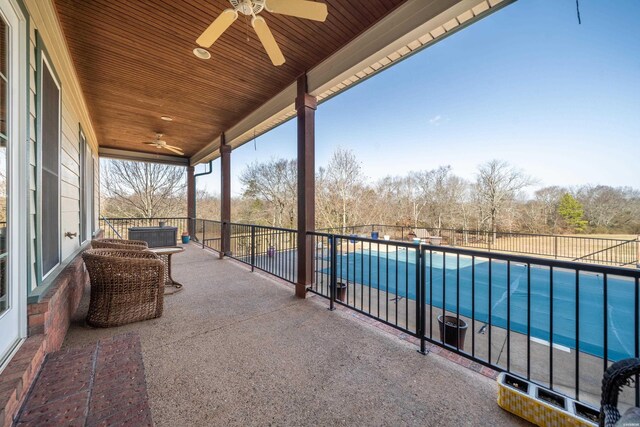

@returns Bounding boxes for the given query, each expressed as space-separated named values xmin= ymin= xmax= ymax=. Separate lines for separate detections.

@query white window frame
xmin=79 ymin=129 xmax=86 ymax=243
xmin=80 ymin=132 xmax=94 ymax=242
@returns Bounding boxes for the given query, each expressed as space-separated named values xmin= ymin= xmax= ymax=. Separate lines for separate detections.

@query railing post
xmin=554 ymin=236 xmax=558 ymax=259
xmin=418 ymin=245 xmax=427 ymax=354
xmin=251 ymin=225 xmax=256 ymax=272
xmin=202 ymin=219 xmax=205 ymax=249
xmin=329 ymin=234 xmax=336 ymax=311
xmin=415 ymin=241 xmax=426 ymax=354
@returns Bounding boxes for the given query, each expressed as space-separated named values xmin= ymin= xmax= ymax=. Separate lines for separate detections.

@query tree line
xmin=100 ymin=151 xmax=640 ymax=235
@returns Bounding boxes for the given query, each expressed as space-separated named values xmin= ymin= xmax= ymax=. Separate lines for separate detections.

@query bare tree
xmin=422 ymin=166 xmax=467 ymax=229
xmin=400 ymin=172 xmax=429 ymax=228
xmin=373 ymin=176 xmax=408 ymax=225
xmin=317 ymin=148 xmax=365 ymax=231
xmin=475 ymin=160 xmax=534 ymax=236
xmin=231 ymin=153 xmax=638 ymax=236
xmin=532 ymin=186 xmax=567 ymax=232
xmin=196 ymin=190 xmax=220 ymax=220
xmin=240 ymin=158 xmax=297 ymax=228
xmin=101 ymin=159 xmax=186 ymax=218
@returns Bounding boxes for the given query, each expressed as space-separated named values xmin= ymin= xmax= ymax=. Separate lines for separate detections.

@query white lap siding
xmin=25 ymin=0 xmax=100 ymax=291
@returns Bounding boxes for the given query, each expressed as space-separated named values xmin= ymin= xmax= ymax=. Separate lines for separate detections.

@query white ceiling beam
xmin=99 ymin=147 xmax=189 ymax=166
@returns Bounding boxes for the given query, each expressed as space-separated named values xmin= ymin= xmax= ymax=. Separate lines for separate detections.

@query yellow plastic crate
xmin=497 ymin=373 xmax=598 ymax=427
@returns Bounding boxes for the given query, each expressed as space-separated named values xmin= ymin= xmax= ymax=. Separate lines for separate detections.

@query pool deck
xmin=54 ymin=243 xmax=527 ymax=426
xmin=315 ymin=271 xmax=621 ymax=408
xmin=315 ymin=241 xmax=638 ymax=409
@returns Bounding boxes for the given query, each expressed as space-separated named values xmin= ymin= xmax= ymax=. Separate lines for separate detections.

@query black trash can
xmin=438 ymin=315 xmax=468 ymax=350
xmin=336 ymin=282 xmax=347 ymax=302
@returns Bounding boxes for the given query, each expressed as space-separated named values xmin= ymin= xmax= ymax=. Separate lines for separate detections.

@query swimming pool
xmin=328 ymin=249 xmax=637 ymax=360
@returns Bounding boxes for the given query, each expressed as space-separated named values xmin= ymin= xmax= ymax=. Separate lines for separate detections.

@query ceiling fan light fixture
xmin=195 ymin=0 xmax=328 ymax=66
xmin=193 ymin=47 xmax=211 ymax=59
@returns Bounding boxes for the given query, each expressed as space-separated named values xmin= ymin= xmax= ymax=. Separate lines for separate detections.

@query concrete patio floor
xmin=64 ymin=244 xmax=528 ymax=426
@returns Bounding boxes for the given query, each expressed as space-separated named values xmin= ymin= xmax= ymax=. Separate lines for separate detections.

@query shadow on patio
xmin=59 ymin=243 xmax=525 ymax=426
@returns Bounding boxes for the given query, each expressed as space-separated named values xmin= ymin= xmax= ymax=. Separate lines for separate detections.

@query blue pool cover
xmin=323 ymin=249 xmax=637 ymax=361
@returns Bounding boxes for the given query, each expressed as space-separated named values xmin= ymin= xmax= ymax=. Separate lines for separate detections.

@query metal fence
xmin=96 ymin=217 xmax=640 ymax=409
xmin=225 ymin=222 xmax=298 ymax=284
xmin=318 ymin=224 xmax=639 ymax=267
xmin=308 ymin=231 xmax=640 ymax=410
xmin=196 ymin=219 xmax=222 ymax=252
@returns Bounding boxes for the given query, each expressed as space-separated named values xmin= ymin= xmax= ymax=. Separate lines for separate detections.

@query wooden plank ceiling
xmin=54 ymin=0 xmax=406 ymax=158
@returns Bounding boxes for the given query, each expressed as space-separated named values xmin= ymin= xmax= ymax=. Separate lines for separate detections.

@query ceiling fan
xmin=144 ymin=134 xmax=184 ymax=156
xmin=196 ymin=0 xmax=328 ymax=66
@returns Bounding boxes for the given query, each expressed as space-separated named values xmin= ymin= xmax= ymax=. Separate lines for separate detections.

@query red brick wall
xmin=28 ymin=254 xmax=88 ymax=352
xmin=1 ymin=237 xmax=96 ymax=427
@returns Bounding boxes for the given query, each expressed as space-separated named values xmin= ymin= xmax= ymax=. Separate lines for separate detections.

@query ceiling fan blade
xmin=164 ymin=146 xmax=184 ymax=155
xmin=196 ymin=8 xmax=238 ymax=48
xmin=144 ymin=142 xmax=159 ymax=146
xmin=251 ymin=16 xmax=285 ymax=66
xmin=266 ymin=0 xmax=328 ymax=22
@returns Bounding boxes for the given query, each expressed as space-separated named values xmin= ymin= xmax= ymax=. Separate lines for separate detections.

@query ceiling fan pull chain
xmin=245 ymin=14 xmax=250 ymax=42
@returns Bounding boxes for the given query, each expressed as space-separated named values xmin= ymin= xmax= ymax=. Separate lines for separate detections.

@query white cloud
xmin=429 ymin=114 xmax=442 ymax=125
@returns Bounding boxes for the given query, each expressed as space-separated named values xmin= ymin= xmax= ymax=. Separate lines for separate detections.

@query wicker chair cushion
xmin=91 ymin=238 xmax=149 ymax=250
xmin=82 ymin=249 xmax=164 ymax=327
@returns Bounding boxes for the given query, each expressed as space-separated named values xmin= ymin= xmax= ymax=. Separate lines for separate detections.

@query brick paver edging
xmin=14 ymin=333 xmax=153 ymax=426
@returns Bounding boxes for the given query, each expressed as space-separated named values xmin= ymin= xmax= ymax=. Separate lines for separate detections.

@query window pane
xmin=0 ymin=78 xmax=6 ymax=137
xmin=41 ymin=62 xmax=60 ymax=276
xmin=0 ymin=137 xmax=6 ymax=241
xmin=0 ymin=18 xmax=5 ymax=137
xmin=0 ymin=138 xmax=6 ymax=312
xmin=0 ymin=16 xmax=6 ymax=313
xmin=79 ymin=134 xmax=85 ymax=242
xmin=86 ymin=144 xmax=93 ymax=235
xmin=0 ymin=17 xmax=5 ymax=78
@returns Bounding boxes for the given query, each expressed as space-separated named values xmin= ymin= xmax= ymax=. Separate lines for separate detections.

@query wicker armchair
xmin=91 ymin=238 xmax=148 ymax=250
xmin=600 ymin=358 xmax=640 ymax=426
xmin=82 ymin=249 xmax=164 ymax=327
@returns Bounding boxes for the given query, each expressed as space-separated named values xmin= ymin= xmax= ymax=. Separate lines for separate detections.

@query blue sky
xmin=198 ymin=0 xmax=640 ymax=197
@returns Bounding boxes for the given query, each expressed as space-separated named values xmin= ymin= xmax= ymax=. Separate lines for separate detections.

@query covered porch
xmin=19 ymin=243 xmax=525 ymax=426
xmin=2 ymin=0 xmax=638 ymax=425
xmin=2 ymin=0 xmax=524 ymax=424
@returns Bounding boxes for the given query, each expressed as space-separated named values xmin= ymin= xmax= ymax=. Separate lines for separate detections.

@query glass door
xmin=0 ymin=6 xmax=10 ymax=319
xmin=0 ymin=0 xmax=22 ymax=365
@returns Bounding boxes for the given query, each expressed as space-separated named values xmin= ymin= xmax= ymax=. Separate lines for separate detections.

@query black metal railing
xmin=309 ymin=232 xmax=419 ymax=335
xmin=96 ymin=216 xmax=640 ymax=409
xmin=318 ymin=224 xmax=639 ymax=267
xmin=99 ymin=217 xmax=192 ymax=241
xmin=197 ymin=219 xmax=222 ymax=252
xmin=308 ymin=230 xmax=640 ymax=409
xmin=226 ymin=222 xmax=297 ymax=283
